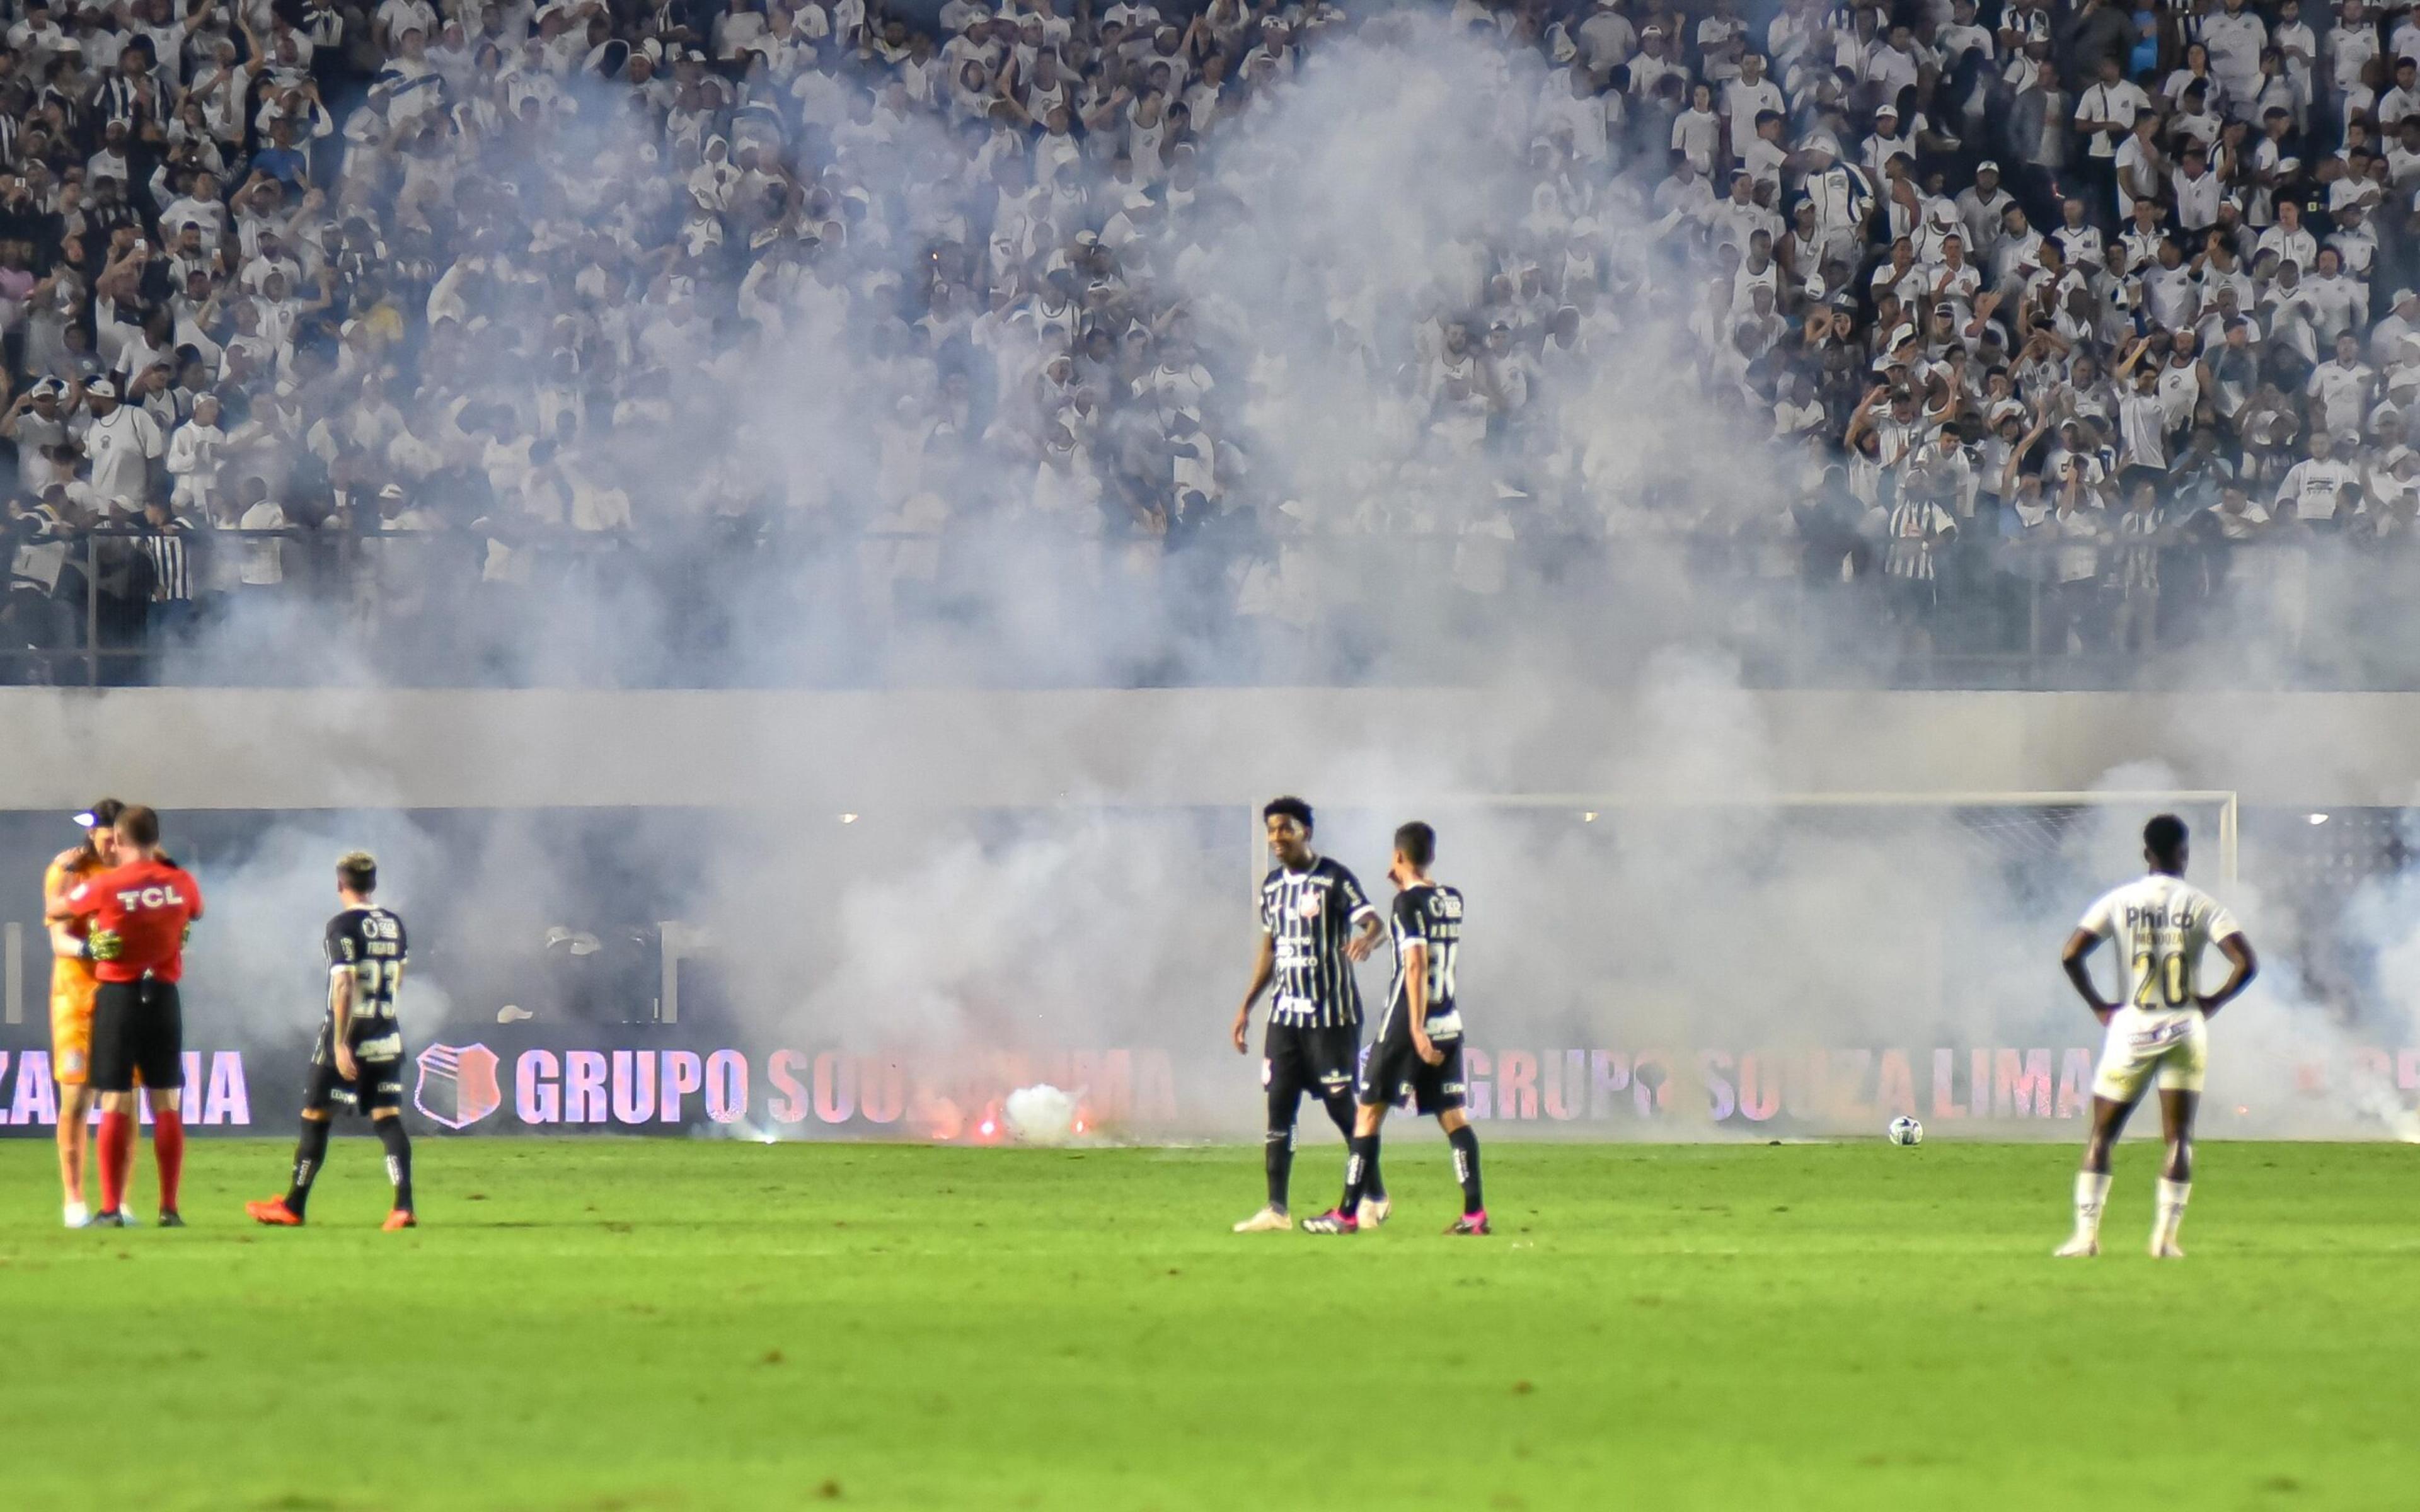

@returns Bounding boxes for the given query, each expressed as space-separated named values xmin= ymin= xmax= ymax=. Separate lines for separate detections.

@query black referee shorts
xmin=1263 ymin=1021 xmax=1361 ymax=1105
xmin=89 ymin=979 xmax=183 ymax=1094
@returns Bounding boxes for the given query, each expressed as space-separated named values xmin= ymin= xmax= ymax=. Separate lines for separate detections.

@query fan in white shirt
xmin=2113 ymin=115 xmax=2167 ymax=219
xmin=1947 ymin=165 xmax=2009 ymax=253
xmin=2313 ymin=6 xmax=2371 ymax=94
xmin=2197 ymin=0 xmax=2269 ymax=100
xmin=1576 ymin=0 xmax=1635 ymax=70
xmin=1722 ymin=54 xmax=1784 ymax=127
xmin=2306 ymin=335 xmax=2376 ymax=435
xmin=2171 ymin=147 xmax=2227 ymax=231
xmin=2074 ymin=62 xmax=2151 ymax=161
xmin=2050 ymin=200 xmax=2104 ymax=267
xmin=2255 ymin=202 xmax=2319 ymax=274
xmin=1670 ymin=84 xmax=1722 ymax=176
xmin=74 ymin=377 xmax=165 ymax=507
xmin=2273 ymin=428 xmax=2364 ymax=518
xmin=1938 ymin=0 xmax=1993 ymax=61
xmin=2380 ymin=58 xmax=2420 ymax=126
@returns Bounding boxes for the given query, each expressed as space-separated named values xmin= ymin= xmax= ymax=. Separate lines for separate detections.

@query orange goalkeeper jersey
xmin=44 ymin=849 xmax=101 ymax=1014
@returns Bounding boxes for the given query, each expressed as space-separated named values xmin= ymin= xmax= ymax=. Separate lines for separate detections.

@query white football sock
xmin=2154 ymin=1178 xmax=2190 ymax=1249
xmin=2073 ymin=1171 xmax=2112 ymax=1240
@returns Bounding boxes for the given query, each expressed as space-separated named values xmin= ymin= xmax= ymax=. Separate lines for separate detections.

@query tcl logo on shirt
xmin=113 ymin=884 xmax=190 ymax=910
xmin=63 ymin=859 xmax=204 ymax=983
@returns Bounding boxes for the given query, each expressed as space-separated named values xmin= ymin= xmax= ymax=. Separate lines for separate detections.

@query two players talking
xmin=44 ymin=804 xmax=205 ymax=1227
xmin=37 ymin=800 xmax=417 ymax=1229
xmin=1231 ymin=798 xmax=1487 ymax=1236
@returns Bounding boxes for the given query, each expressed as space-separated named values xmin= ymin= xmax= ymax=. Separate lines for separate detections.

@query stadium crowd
xmin=0 ymin=0 xmax=2415 ymax=682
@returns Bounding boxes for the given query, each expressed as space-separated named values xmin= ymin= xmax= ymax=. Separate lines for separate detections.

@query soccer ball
xmin=1887 ymin=1116 xmax=1923 ymax=1147
xmin=1004 ymin=1084 xmax=1077 ymax=1145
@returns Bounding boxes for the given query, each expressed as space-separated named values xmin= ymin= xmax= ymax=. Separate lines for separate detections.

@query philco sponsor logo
xmin=414 ymin=1043 xmax=504 ymax=1130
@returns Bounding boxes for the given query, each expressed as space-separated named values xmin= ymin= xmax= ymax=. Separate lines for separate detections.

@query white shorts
xmin=2092 ymin=1007 xmax=2209 ymax=1104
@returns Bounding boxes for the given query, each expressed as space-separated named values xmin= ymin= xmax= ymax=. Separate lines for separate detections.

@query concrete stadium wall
xmin=0 ymin=687 xmax=2415 ymax=810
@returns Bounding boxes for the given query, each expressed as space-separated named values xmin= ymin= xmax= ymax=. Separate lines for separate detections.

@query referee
xmin=1228 ymin=797 xmax=1388 ymax=1232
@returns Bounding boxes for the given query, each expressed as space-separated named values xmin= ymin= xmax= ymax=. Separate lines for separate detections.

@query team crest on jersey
xmin=1295 ymin=895 xmax=1322 ymax=919
xmin=414 ymin=1043 xmax=502 ymax=1129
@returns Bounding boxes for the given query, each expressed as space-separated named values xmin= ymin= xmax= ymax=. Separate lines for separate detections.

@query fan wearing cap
xmin=1861 ymin=101 xmax=1914 ymax=188
xmin=72 ymin=372 xmax=164 ymax=510
xmin=2369 ymin=289 xmax=2420 ymax=365
xmin=3 ymin=375 xmax=72 ymax=491
xmin=42 ymin=799 xmax=124 ymax=1227
xmin=1954 ymin=161 xmax=2014 ymax=260
xmin=1628 ymin=24 xmax=1685 ymax=100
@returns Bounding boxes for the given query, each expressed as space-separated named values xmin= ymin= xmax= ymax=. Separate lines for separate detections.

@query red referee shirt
xmin=61 ymin=858 xmax=205 ymax=983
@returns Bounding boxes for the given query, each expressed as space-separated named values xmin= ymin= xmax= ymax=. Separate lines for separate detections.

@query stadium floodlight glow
xmin=2309 ymin=813 xmax=2331 ymax=825
xmin=839 ymin=813 xmax=860 ymax=825
xmin=1580 ymin=811 xmax=1599 ymax=823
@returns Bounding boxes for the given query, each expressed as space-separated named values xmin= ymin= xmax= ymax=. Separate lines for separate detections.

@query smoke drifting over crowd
xmin=91 ymin=18 xmax=2420 ymax=1141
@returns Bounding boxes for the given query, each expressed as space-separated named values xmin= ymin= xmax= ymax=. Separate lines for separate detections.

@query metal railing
xmin=6 ymin=520 xmax=2411 ymax=690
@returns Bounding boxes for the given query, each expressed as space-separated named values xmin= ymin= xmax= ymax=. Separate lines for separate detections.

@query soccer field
xmin=3 ymin=1138 xmax=2414 ymax=1511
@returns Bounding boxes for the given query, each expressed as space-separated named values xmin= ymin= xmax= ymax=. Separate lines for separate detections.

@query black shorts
xmin=1263 ymin=1021 xmax=1361 ymax=1102
xmin=1358 ymin=1032 xmax=1466 ymax=1116
xmin=304 ymin=1029 xmax=407 ymax=1115
xmin=89 ymin=979 xmax=183 ymax=1094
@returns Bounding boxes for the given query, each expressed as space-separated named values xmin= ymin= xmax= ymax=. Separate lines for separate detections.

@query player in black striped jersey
xmin=1305 ymin=822 xmax=1488 ymax=1235
xmin=247 ymin=852 xmax=418 ymax=1230
xmin=1229 ymin=797 xmax=1390 ymax=1232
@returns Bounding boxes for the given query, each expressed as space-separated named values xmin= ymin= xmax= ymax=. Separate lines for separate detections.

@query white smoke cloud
xmin=108 ymin=17 xmax=2420 ymax=1145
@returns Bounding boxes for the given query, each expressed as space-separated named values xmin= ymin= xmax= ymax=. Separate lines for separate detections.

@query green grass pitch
xmin=3 ymin=1136 xmax=2415 ymax=1510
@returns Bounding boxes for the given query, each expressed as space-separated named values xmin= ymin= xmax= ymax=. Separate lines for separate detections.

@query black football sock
xmin=1262 ymin=1127 xmax=1294 ymax=1212
xmin=1340 ymin=1131 xmax=1381 ymax=1215
xmin=285 ymin=1116 xmax=331 ymax=1217
xmin=1447 ymin=1125 xmax=1484 ymax=1215
xmin=1324 ymin=1091 xmax=1383 ymax=1200
xmin=376 ymin=1116 xmax=413 ymax=1212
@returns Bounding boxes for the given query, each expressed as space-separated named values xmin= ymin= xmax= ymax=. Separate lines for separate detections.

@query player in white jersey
xmin=2055 ymin=815 xmax=2257 ymax=1259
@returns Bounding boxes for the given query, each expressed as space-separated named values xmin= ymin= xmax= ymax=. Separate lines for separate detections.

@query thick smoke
xmin=126 ymin=16 xmax=2420 ymax=1142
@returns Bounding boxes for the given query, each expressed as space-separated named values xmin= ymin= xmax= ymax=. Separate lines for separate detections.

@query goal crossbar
xmin=1246 ymin=791 xmax=2240 ymax=890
